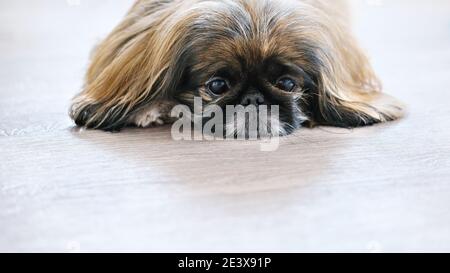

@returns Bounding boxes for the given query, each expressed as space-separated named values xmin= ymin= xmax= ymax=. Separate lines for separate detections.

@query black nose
xmin=241 ymin=92 xmax=265 ymax=106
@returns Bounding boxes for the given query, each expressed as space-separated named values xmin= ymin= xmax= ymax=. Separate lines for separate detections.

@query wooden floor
xmin=1 ymin=0 xmax=450 ymax=252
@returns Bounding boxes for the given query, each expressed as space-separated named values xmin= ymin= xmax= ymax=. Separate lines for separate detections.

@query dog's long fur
xmin=70 ymin=0 xmax=403 ymax=132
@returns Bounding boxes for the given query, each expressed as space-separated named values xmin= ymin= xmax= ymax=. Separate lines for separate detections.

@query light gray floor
xmin=1 ymin=0 xmax=450 ymax=252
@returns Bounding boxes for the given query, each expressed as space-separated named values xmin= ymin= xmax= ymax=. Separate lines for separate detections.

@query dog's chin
xmin=223 ymin=114 xmax=301 ymax=139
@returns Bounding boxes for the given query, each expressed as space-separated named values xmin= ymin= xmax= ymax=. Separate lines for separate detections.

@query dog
xmin=70 ymin=0 xmax=403 ymax=136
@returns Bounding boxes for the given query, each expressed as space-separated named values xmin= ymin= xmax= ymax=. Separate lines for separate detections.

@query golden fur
xmin=70 ymin=0 xmax=403 ymax=132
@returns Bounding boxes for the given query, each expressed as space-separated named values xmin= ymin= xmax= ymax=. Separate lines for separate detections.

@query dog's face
xmin=179 ymin=48 xmax=315 ymax=136
xmin=177 ymin=55 xmax=314 ymax=135
xmin=173 ymin=1 xmax=323 ymax=136
xmin=70 ymin=0 xmax=403 ymax=134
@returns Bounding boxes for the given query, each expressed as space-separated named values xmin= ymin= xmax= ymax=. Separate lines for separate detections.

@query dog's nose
xmin=241 ymin=92 xmax=265 ymax=106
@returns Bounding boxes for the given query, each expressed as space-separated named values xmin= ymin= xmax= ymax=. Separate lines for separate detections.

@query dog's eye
xmin=276 ymin=77 xmax=297 ymax=92
xmin=207 ymin=78 xmax=230 ymax=95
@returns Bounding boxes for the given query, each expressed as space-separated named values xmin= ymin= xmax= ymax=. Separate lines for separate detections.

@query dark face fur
xmin=177 ymin=55 xmax=316 ymax=136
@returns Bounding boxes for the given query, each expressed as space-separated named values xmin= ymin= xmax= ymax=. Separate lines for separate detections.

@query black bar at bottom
xmin=0 ymin=253 xmax=445 ymax=272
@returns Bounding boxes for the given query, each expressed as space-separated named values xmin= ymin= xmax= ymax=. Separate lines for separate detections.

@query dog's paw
xmin=130 ymin=101 xmax=177 ymax=128
xmin=133 ymin=106 xmax=165 ymax=128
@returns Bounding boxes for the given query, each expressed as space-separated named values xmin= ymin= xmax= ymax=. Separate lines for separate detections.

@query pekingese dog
xmin=70 ymin=0 xmax=403 ymax=136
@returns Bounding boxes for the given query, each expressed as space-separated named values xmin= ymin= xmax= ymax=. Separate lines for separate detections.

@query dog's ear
xmin=310 ymin=27 xmax=404 ymax=128
xmin=70 ymin=3 xmax=187 ymax=130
